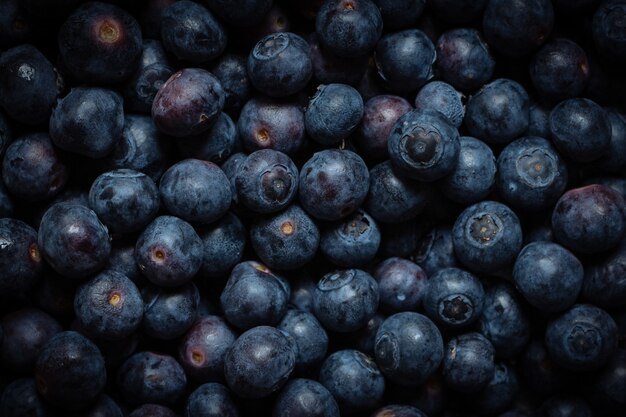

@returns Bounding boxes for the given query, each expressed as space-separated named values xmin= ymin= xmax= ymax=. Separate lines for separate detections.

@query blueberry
xmin=129 ymin=404 xmax=179 ymax=417
xmin=152 ymin=68 xmax=225 ymax=137
xmin=527 ymin=100 xmax=552 ymax=138
xmin=220 ymin=261 xmax=290 ymax=329
xmin=388 ymin=109 xmax=460 ymax=182
xmin=277 ymin=309 xmax=329 ymax=372
xmin=375 ymin=29 xmax=436 ymax=93
xmin=374 ymin=312 xmax=444 ymax=386
xmin=159 ymin=159 xmax=231 ymax=224
xmin=161 ymin=1 xmax=226 ymax=63
xmin=210 ymin=54 xmax=252 ymax=114
xmin=370 ymin=404 xmax=428 ymax=417
xmin=373 ymin=257 xmax=427 ymax=313
xmin=496 ymin=136 xmax=568 ymax=212
xmin=204 ymin=0 xmax=272 ymax=27
xmin=443 ymin=332 xmax=495 ymax=393
xmin=273 ymin=378 xmax=340 ymax=417
xmin=247 ymin=32 xmax=312 ymax=97
xmin=123 ymin=50 xmax=174 ymax=114
xmin=320 ymin=209 xmax=380 ymax=268
xmin=423 ymin=267 xmax=485 ymax=329
xmin=414 ymin=225 xmax=459 ymax=276
xmin=38 ymin=203 xmax=111 ymax=279
xmin=308 ymin=33 xmax=369 ymax=86
xmin=237 ymin=97 xmax=305 ymax=157
xmin=224 ymin=325 xmax=297 ymax=399
xmin=35 ymin=331 xmax=106 ymax=410
xmin=583 ymin=239 xmax=626 ymax=310
xmin=545 ymin=304 xmax=618 ymax=371
xmin=74 ymin=270 xmax=143 ymax=340
xmin=235 ymin=149 xmax=299 ymax=214
xmin=178 ymin=315 xmax=237 ymax=383
xmin=319 ymin=349 xmax=385 ymax=414
xmin=414 ymin=81 xmax=465 ymax=128
xmin=134 ymin=215 xmax=203 ymax=287
xmin=592 ymin=0 xmax=626 ymax=63
xmin=142 ymin=282 xmax=199 ymax=340
xmin=435 ymin=28 xmax=495 ymax=93
xmin=221 ymin=152 xmax=248 ymax=208
xmin=2 ymin=133 xmax=68 ymax=202
xmin=0 ymin=44 xmax=59 ymax=125
xmin=176 ymin=112 xmax=239 ymax=164
xmin=198 ymin=212 xmax=246 ymax=278
xmin=313 ymin=269 xmax=379 ymax=332
xmin=0 ymin=378 xmax=52 ymax=417
xmin=118 ymin=351 xmax=186 ymax=406
xmin=57 ymin=1 xmax=143 ymax=84
xmin=594 ymin=109 xmax=626 ymax=175
xmin=464 ymin=79 xmax=530 ymax=145
xmin=0 ymin=218 xmax=43 ymax=294
xmin=467 ymin=362 xmax=519 ymax=416
xmin=299 ymin=149 xmax=369 ymax=221
xmin=186 ymin=383 xmax=240 ymax=417
xmin=305 ymin=83 xmax=364 ymax=146
xmin=452 ymin=201 xmax=523 ymax=273
xmin=551 ymin=184 xmax=626 ymax=254
xmin=441 ymin=136 xmax=496 ymax=205
xmin=89 ymin=169 xmax=160 ymax=234
xmin=315 ymin=0 xmax=383 ymax=58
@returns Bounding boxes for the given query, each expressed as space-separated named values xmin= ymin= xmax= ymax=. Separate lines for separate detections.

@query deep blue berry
xmin=443 ymin=332 xmax=495 ymax=393
xmin=320 ymin=209 xmax=380 ymax=268
xmin=373 ymin=257 xmax=427 ymax=313
xmin=414 ymin=81 xmax=465 ymax=128
xmin=277 ymin=309 xmax=329 ymax=372
xmin=142 ymin=282 xmax=200 ymax=340
xmin=176 ymin=112 xmax=239 ymax=164
xmin=273 ymin=378 xmax=340 ymax=417
xmin=185 ymin=383 xmax=240 ymax=417
xmin=198 ymin=212 xmax=246 ymax=278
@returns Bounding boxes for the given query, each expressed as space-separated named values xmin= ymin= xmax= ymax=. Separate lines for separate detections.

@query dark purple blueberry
xmin=2 ymin=132 xmax=68 ymax=202
xmin=0 ymin=218 xmax=43 ymax=294
xmin=89 ymin=169 xmax=160 ymax=234
xmin=38 ymin=203 xmax=111 ymax=279
xmin=356 ymin=95 xmax=412 ymax=161
xmin=373 ymin=257 xmax=427 ymax=313
xmin=583 ymin=239 xmax=626 ymax=310
xmin=277 ymin=309 xmax=328 ymax=372
xmin=443 ymin=332 xmax=495 ymax=393
xmin=273 ymin=378 xmax=340 ymax=417
xmin=377 ymin=0 xmax=425 ymax=29
xmin=35 ymin=331 xmax=106 ymax=411
xmin=308 ymin=33 xmax=368 ymax=86
xmin=0 ymin=308 xmax=62 ymax=374
xmin=466 ymin=362 xmax=519 ymax=415
xmin=299 ymin=149 xmax=369 ymax=221
xmin=551 ymin=184 xmax=626 ymax=254
xmin=429 ymin=0 xmax=487 ymax=24
xmin=135 ymin=215 xmax=203 ymax=287
xmin=250 ymin=205 xmax=320 ymax=270
xmin=176 ymin=112 xmax=239 ymax=164
xmin=319 ymin=349 xmax=385 ymax=414
xmin=210 ymin=54 xmax=252 ymax=114
xmin=313 ymin=268 xmax=379 ymax=332
xmin=152 ymin=68 xmax=225 ymax=137
xmin=545 ymin=304 xmax=618 ymax=371
xmin=224 ymin=325 xmax=297 ymax=399
xmin=315 ymin=0 xmax=383 ymax=58
xmin=414 ymin=81 xmax=465 ymax=128
xmin=74 ymin=270 xmax=143 ymax=340
xmin=178 ymin=315 xmax=237 ymax=383
xmin=142 ymin=282 xmax=199 ymax=340
xmin=414 ymin=225 xmax=459 ymax=276
xmin=129 ymin=404 xmax=178 ymax=417
xmin=198 ymin=212 xmax=246 ymax=278
xmin=235 ymin=149 xmax=299 ymax=214
xmin=186 ymin=383 xmax=240 ymax=417
xmin=0 ymin=378 xmax=52 ymax=417
xmin=388 ymin=109 xmax=460 ymax=182
xmin=320 ymin=210 xmax=380 ymax=267
xmin=0 ymin=44 xmax=59 ymax=125
xmin=237 ymin=97 xmax=305 ymax=157
xmin=117 ymin=351 xmax=187 ymax=406
xmin=205 ymin=0 xmax=272 ymax=27
xmin=375 ymin=29 xmax=436 ymax=93
xmin=482 ymin=0 xmax=554 ymax=57
xmin=247 ymin=32 xmax=312 ymax=97
xmin=220 ymin=261 xmax=290 ymax=329
xmin=50 ymin=87 xmax=124 ymax=158
xmin=57 ymin=1 xmax=143 ymax=84
xmin=374 ymin=312 xmax=443 ymax=386
xmin=592 ymin=0 xmax=626 ymax=63
xmin=161 ymin=1 xmax=226 ymax=63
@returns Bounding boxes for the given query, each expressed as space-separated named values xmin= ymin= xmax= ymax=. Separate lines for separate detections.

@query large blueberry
xmin=373 ymin=257 xmax=427 ymax=313
xmin=442 ymin=332 xmax=495 ymax=393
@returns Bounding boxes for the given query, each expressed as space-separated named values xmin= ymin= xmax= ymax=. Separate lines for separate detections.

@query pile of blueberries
xmin=2 ymin=0 xmax=626 ymax=416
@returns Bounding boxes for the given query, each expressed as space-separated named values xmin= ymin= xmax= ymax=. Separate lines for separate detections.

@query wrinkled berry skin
xmin=374 ymin=312 xmax=443 ymax=386
xmin=57 ymin=1 xmax=143 ymax=84
xmin=117 ymin=352 xmax=187 ymax=406
xmin=0 ymin=44 xmax=59 ymax=125
xmin=315 ymin=0 xmax=383 ymax=58
xmin=160 ymin=159 xmax=231 ymax=224
xmin=185 ymin=383 xmax=240 ymax=417
xmin=374 ymin=257 xmax=427 ymax=314
xmin=313 ymin=268 xmax=379 ymax=332
xmin=224 ymin=326 xmax=297 ymax=399
xmin=273 ymin=378 xmax=340 ymax=417
xmin=551 ymin=184 xmax=626 ymax=254
xmin=583 ymin=239 xmax=626 ymax=310
xmin=152 ymin=68 xmax=225 ymax=137
xmin=220 ymin=261 xmax=290 ymax=330
xmin=74 ymin=270 xmax=143 ymax=340
xmin=247 ymin=32 xmax=312 ymax=97
xmin=50 ymin=87 xmax=124 ymax=158
xmin=134 ymin=215 xmax=203 ymax=287
xmin=277 ymin=309 xmax=329 ymax=372
xmin=142 ymin=282 xmax=199 ymax=340
xmin=198 ymin=212 xmax=246 ymax=278
xmin=0 ymin=219 xmax=43 ymax=294
xmin=388 ymin=109 xmax=460 ymax=182
xmin=319 ymin=349 xmax=385 ymax=414
xmin=161 ymin=1 xmax=227 ymax=63
xmin=443 ymin=332 xmax=495 ymax=393
xmin=38 ymin=203 xmax=111 ymax=279
xmin=2 ymin=133 xmax=68 ymax=202
xmin=545 ymin=304 xmax=618 ymax=371
xmin=320 ymin=209 xmax=380 ymax=268
xmin=35 ymin=331 xmax=107 ymax=411
xmin=299 ymin=149 xmax=370 ymax=221
xmin=592 ymin=0 xmax=626 ymax=63
xmin=89 ymin=169 xmax=160 ymax=234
